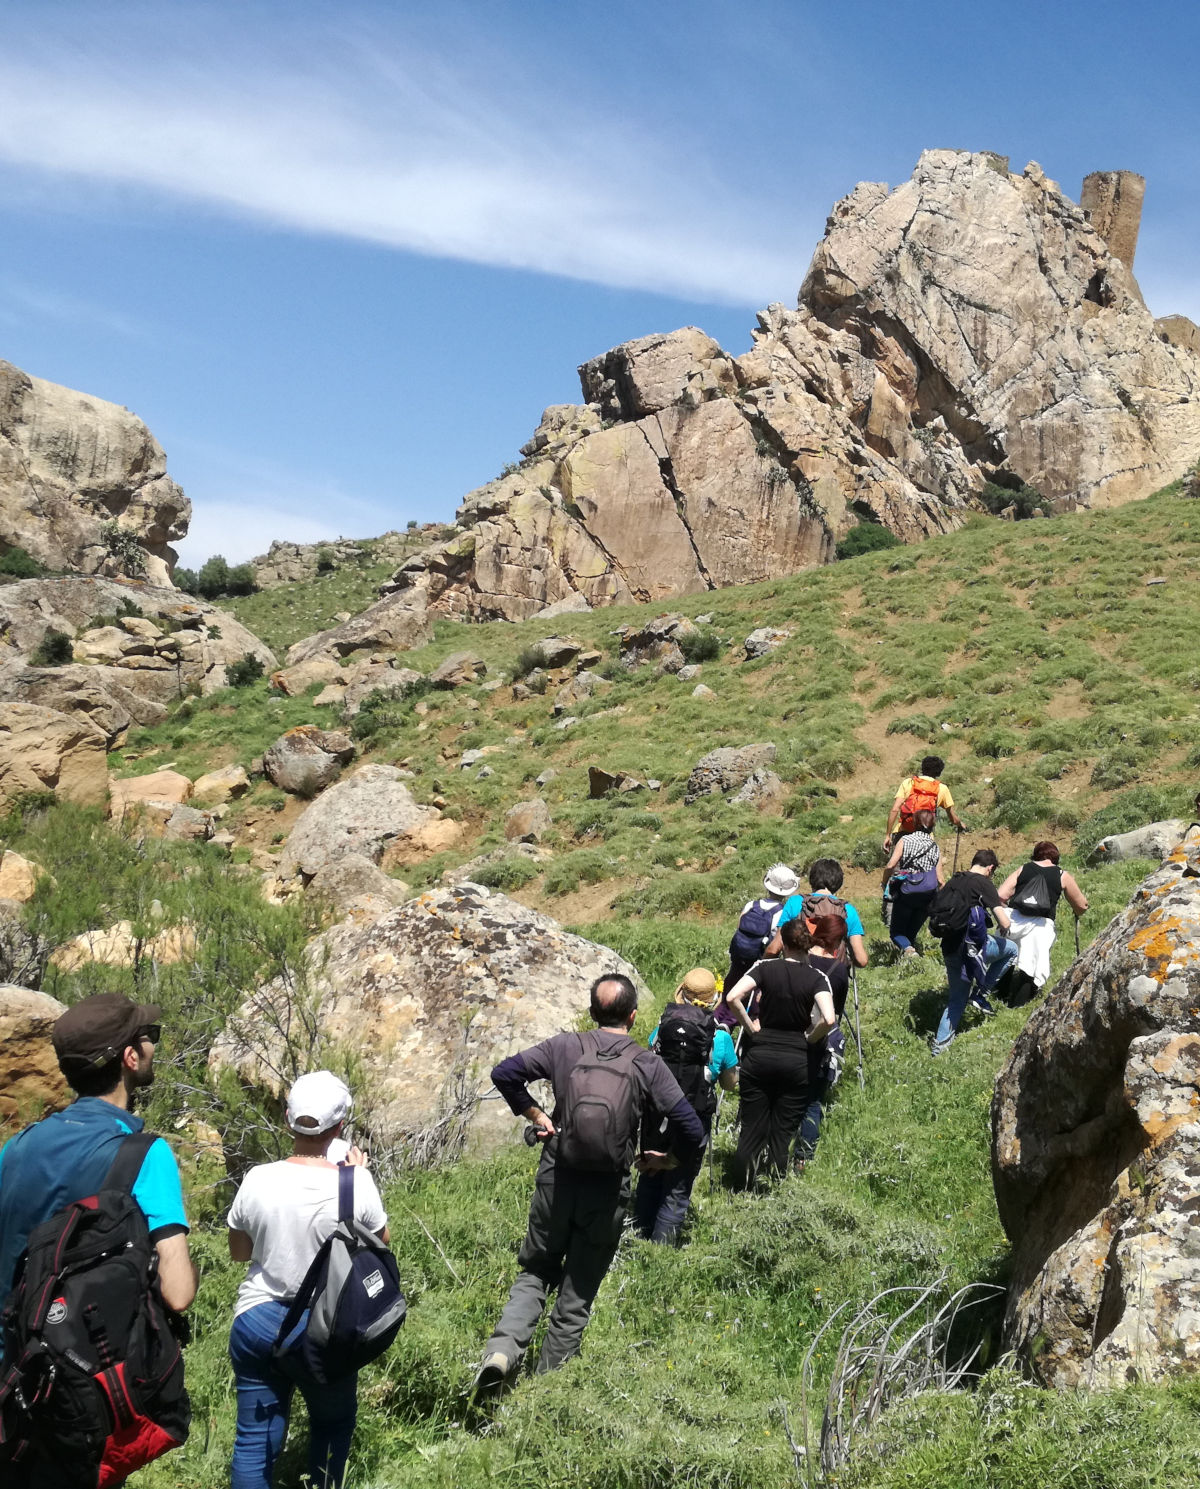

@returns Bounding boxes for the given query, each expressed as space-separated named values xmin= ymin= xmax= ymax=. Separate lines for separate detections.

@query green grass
xmin=225 ymin=560 xmax=397 ymax=655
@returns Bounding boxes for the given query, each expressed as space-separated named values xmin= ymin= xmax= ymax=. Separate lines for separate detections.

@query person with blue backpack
xmin=928 ymin=849 xmax=1017 ymax=1056
xmin=881 ymin=808 xmax=944 ymax=959
xmin=226 ymin=1071 xmax=394 ymax=1489
xmin=718 ymin=864 xmax=800 ymax=1026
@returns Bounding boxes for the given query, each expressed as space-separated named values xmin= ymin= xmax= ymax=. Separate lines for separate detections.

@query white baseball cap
xmin=763 ymin=863 xmax=800 ymax=897
xmin=286 ymin=1071 xmax=353 ymax=1135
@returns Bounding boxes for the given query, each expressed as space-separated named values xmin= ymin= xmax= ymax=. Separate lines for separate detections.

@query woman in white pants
xmin=998 ymin=841 xmax=1088 ymax=1005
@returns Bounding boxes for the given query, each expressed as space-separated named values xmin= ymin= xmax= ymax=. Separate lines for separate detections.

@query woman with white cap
xmin=226 ymin=1071 xmax=389 ymax=1489
xmin=720 ymin=863 xmax=800 ymax=1025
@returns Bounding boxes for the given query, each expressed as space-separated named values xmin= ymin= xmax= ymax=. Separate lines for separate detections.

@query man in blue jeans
xmin=932 ymin=848 xmax=1017 ymax=1055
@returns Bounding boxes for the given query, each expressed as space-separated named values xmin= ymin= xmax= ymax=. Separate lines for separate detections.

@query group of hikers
xmin=0 ymin=754 xmax=1091 ymax=1487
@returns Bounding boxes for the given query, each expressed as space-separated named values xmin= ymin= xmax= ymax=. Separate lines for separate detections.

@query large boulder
xmin=992 ymin=828 xmax=1200 ymax=1386
xmin=0 ymin=703 xmax=108 ymax=808
xmin=279 ymin=763 xmax=446 ymax=879
xmin=0 ymin=663 xmax=167 ymax=745
xmin=262 ymin=727 xmax=355 ymax=797
xmin=284 ymin=590 xmax=433 ymax=667
xmin=1091 ymin=819 xmax=1190 ymax=864
xmin=0 ymin=360 xmax=189 ymax=584
xmin=685 ymin=743 xmax=777 ymax=804
xmin=109 ymin=769 xmax=192 ymax=821
xmin=504 ymin=799 xmax=552 ymax=843
xmin=306 ymin=852 xmax=410 ymax=921
xmin=0 ymin=851 xmax=46 ymax=902
xmin=0 ymin=986 xmax=68 ymax=1136
xmin=210 ymin=883 xmax=649 ymax=1151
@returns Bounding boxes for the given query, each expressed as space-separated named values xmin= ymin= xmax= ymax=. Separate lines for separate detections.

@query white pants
xmin=1006 ymin=910 xmax=1056 ymax=988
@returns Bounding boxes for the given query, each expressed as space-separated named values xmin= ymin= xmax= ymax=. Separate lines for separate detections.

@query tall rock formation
xmin=0 ymin=360 xmax=190 ymax=585
xmin=993 ymin=828 xmax=1200 ymax=1387
xmin=293 ymin=150 xmax=1199 ymax=661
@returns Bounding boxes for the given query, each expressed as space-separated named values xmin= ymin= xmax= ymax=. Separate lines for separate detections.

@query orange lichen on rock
xmin=1128 ymin=916 xmax=1186 ymax=980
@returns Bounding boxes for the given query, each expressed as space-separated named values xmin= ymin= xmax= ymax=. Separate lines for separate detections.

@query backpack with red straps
xmin=0 ymin=1133 xmax=190 ymax=1489
xmin=803 ymin=894 xmax=850 ymax=962
xmin=898 ymin=777 xmax=941 ymax=834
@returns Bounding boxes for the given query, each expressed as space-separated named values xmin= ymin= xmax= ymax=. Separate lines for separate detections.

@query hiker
xmin=226 ymin=1071 xmax=390 ymax=1489
xmin=929 ymin=849 xmax=1017 ymax=1055
xmin=997 ymin=842 xmax=1088 ymax=1005
xmin=726 ymin=918 xmax=836 ymax=1186
xmin=766 ymin=858 xmax=869 ymax=968
xmin=882 ymin=755 xmax=966 ymax=851
xmin=476 ymin=975 xmax=705 ymax=1392
xmin=0 ymin=993 xmax=196 ymax=1486
xmin=634 ymin=969 xmax=738 ymax=1244
xmin=882 ymin=808 xmax=945 ymax=959
xmin=797 ymin=926 xmax=852 ymax=1165
xmin=720 ymin=864 xmax=800 ymax=1024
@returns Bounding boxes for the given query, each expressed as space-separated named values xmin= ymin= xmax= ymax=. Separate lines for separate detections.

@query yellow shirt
xmin=893 ymin=776 xmax=955 ymax=810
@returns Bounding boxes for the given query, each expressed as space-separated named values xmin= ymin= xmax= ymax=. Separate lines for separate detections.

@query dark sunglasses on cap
xmin=137 ymin=1024 xmax=162 ymax=1045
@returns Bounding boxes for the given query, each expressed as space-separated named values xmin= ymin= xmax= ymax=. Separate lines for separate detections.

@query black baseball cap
xmin=52 ymin=993 xmax=162 ymax=1071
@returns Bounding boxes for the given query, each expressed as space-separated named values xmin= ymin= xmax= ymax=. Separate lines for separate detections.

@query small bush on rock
xmin=471 ymin=857 xmax=540 ymax=891
xmin=678 ymin=630 xmax=722 ymax=664
xmin=837 ymin=524 xmax=903 ymax=560
xmin=30 ymin=628 xmax=74 ymax=667
xmin=0 ymin=545 xmax=47 ymax=578
xmin=225 ymin=653 xmax=265 ymax=688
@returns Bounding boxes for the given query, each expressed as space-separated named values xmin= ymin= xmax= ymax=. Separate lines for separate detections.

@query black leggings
xmin=733 ymin=1042 xmax=811 ymax=1187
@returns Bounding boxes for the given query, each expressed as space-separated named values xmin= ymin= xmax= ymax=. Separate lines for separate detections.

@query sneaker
xmin=930 ymin=1035 xmax=954 ymax=1057
xmin=968 ymin=993 xmax=996 ymax=1018
xmin=473 ymin=1350 xmax=513 ymax=1400
xmin=900 ymin=946 xmax=920 ymax=962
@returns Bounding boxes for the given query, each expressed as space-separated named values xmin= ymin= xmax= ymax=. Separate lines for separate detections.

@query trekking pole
xmin=850 ymin=968 xmax=865 ymax=1090
xmin=1074 ymin=914 xmax=1081 ymax=959
xmin=952 ymin=826 xmax=962 ymax=875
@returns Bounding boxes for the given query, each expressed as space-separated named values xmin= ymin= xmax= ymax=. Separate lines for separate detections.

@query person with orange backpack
xmin=882 ymin=755 xmax=966 ymax=852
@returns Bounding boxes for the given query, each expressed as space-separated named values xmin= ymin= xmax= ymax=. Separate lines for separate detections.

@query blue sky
xmin=0 ymin=0 xmax=1196 ymax=566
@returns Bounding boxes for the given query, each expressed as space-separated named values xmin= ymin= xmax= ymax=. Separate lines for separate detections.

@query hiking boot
xmin=899 ymin=946 xmax=920 ymax=962
xmin=473 ymin=1350 xmax=514 ymax=1401
xmin=968 ymin=993 xmax=996 ymax=1018
xmin=930 ymin=1035 xmax=954 ymax=1057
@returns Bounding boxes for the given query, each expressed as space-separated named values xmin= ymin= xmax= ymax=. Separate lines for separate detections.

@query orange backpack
xmin=899 ymin=777 xmax=941 ymax=833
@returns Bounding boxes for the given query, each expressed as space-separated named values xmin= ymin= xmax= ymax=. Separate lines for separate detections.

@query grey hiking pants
xmin=486 ymin=1154 xmax=627 ymax=1373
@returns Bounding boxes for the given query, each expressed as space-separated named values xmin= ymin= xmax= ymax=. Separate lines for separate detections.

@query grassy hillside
xmin=8 ymin=481 xmax=1200 ymax=1487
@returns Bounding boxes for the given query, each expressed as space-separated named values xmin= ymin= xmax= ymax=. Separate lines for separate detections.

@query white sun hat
xmin=286 ymin=1070 xmax=353 ymax=1136
xmin=763 ymin=863 xmax=800 ymax=898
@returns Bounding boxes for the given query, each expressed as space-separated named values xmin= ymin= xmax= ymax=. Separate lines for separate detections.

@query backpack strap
xmin=337 ymin=1163 xmax=354 ymax=1227
xmin=101 ymin=1130 xmax=158 ymax=1194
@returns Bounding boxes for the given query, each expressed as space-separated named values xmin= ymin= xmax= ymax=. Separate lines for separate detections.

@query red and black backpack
xmin=0 ymin=1132 xmax=190 ymax=1489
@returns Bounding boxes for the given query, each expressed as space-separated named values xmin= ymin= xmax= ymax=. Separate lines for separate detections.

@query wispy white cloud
xmin=0 ymin=14 xmax=806 ymax=306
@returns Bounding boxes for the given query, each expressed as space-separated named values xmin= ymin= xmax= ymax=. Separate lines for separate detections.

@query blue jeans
xmin=935 ymin=935 xmax=1018 ymax=1046
xmin=229 ymin=1300 xmax=358 ymax=1489
xmin=890 ymin=890 xmax=935 ymax=952
xmin=633 ymin=1113 xmax=711 ymax=1243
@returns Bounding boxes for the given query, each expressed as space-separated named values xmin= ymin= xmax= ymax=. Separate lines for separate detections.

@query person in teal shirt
xmin=771 ymin=858 xmax=869 ymax=968
xmin=634 ymin=969 xmax=738 ymax=1244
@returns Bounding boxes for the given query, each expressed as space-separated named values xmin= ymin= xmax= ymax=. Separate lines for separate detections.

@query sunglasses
xmin=137 ymin=1024 xmax=162 ymax=1045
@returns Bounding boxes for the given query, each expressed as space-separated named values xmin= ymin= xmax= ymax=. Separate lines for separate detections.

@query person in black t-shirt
xmin=931 ymin=849 xmax=1016 ymax=1055
xmin=997 ymin=841 xmax=1088 ymax=1005
xmin=725 ymin=918 xmax=835 ymax=1186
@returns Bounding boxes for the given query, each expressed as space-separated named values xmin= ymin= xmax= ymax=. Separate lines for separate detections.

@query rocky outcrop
xmin=1091 ymin=819 xmax=1191 ymax=864
xmin=250 ymin=528 xmax=449 ymax=589
xmin=993 ymin=828 xmax=1200 ymax=1386
xmin=262 ymin=726 xmax=354 ymax=797
xmin=0 ymin=578 xmax=276 ymax=718
xmin=1 ymin=360 xmax=189 ymax=584
xmin=210 ymin=883 xmax=649 ymax=1151
xmin=306 ymin=852 xmax=410 ymax=921
xmin=685 ymin=743 xmax=777 ymax=804
xmin=298 ymin=151 xmax=1200 ymax=654
xmin=0 ymin=702 xmax=108 ymax=809
xmin=0 ymin=987 xmax=68 ymax=1135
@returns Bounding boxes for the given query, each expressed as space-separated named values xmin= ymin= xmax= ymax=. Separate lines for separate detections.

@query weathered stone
xmin=677 ymin=664 xmax=701 ymax=681
xmin=280 ymin=764 xmax=444 ymax=879
xmin=504 ymin=799 xmax=552 ymax=843
xmin=744 ymin=627 xmax=791 ymax=659
xmin=692 ymin=683 xmax=715 ymax=699
xmin=0 ymin=703 xmax=108 ymax=809
xmin=161 ymin=805 xmax=215 ymax=842
xmin=730 ymin=767 xmax=786 ymax=811
xmin=270 ymin=657 xmax=342 ymax=697
xmin=552 ymin=670 xmax=607 ymax=715
xmin=0 ymin=987 xmax=68 ymax=1136
xmin=210 ymin=884 xmax=649 ymax=1151
xmin=51 ymin=921 xmax=197 ymax=974
xmin=262 ymin=727 xmax=355 ymax=797
xmin=0 ymin=359 xmax=189 ymax=583
xmin=685 ymin=743 xmax=777 ymax=804
xmin=380 ymin=817 xmax=464 ymax=868
xmin=307 ymin=852 xmax=410 ymax=921
xmin=618 ymin=614 xmax=698 ymax=670
xmin=313 ymin=683 xmax=347 ymax=708
xmin=0 ymin=663 xmax=166 ymax=745
xmin=191 ymin=763 xmax=251 ymax=805
xmin=1091 ymin=819 xmax=1190 ymax=864
xmin=251 ymin=530 xmax=445 ymax=589
xmin=430 ymin=651 xmax=487 ymax=689
xmin=109 ymin=769 xmax=192 ymax=821
xmin=341 ymin=666 xmax=424 ymax=719
xmin=0 ymin=851 xmax=48 ymax=902
xmin=284 ymin=589 xmax=433 ymax=667
xmin=533 ymin=637 xmax=583 ymax=669
xmin=993 ymin=829 xmax=1200 ymax=1386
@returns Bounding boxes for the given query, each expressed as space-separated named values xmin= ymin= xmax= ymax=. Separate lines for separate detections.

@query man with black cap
xmin=0 ymin=992 xmax=197 ymax=1315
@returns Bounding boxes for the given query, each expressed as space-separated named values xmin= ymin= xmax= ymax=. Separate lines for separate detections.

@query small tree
xmin=173 ymin=567 xmax=199 ymax=595
xmin=836 ymin=524 xmax=903 ymax=560
xmin=225 ymin=653 xmax=265 ymax=688
xmin=315 ymin=546 xmax=336 ymax=573
xmin=101 ymin=522 xmax=147 ymax=577
xmin=225 ymin=563 xmax=257 ymax=596
xmin=31 ymin=628 xmax=74 ymax=667
xmin=196 ymin=555 xmax=230 ymax=599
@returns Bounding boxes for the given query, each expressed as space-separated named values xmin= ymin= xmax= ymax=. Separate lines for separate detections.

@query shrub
xmin=1090 ymin=750 xmax=1143 ymax=791
xmin=173 ymin=567 xmax=199 ymax=595
xmin=225 ymin=563 xmax=257 ymax=596
xmin=678 ymin=630 xmax=722 ymax=664
xmin=30 ymin=628 xmax=74 ymax=667
xmin=196 ymin=555 xmax=230 ymax=599
xmin=543 ymin=850 xmax=608 ymax=896
xmin=979 ymin=481 xmax=1051 ymax=519
xmin=315 ymin=546 xmax=336 ymax=573
xmin=836 ymin=524 xmax=903 ymax=560
xmin=988 ymin=771 xmax=1052 ymax=831
xmin=972 ymin=725 xmax=1021 ymax=759
xmin=81 ymin=598 xmax=144 ymax=632
xmin=471 ymin=857 xmax=540 ymax=891
xmin=225 ymin=653 xmax=265 ymax=688
xmin=406 ymin=519 xmax=418 ymax=530
xmin=512 ymin=645 xmax=544 ymax=681
xmin=0 ymin=545 xmax=46 ymax=578
xmin=101 ymin=522 xmax=147 ymax=577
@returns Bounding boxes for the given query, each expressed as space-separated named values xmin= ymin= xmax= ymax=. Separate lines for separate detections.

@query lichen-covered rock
xmin=0 ymin=360 xmax=190 ymax=584
xmin=0 ymin=986 xmax=68 ymax=1136
xmin=0 ymin=703 xmax=108 ymax=809
xmin=993 ymin=828 xmax=1200 ymax=1386
xmin=341 ymin=664 xmax=424 ymax=719
xmin=744 ymin=627 xmax=791 ymax=659
xmin=685 ymin=743 xmax=777 ymax=804
xmin=210 ymin=883 xmax=649 ymax=1151
xmin=1091 ymin=819 xmax=1190 ymax=864
xmin=306 ymin=852 xmax=409 ymax=921
xmin=280 ymin=763 xmax=443 ymax=879
xmin=283 ymin=590 xmax=433 ymax=667
xmin=262 ymin=726 xmax=355 ymax=797
xmin=730 ymin=767 xmax=786 ymax=811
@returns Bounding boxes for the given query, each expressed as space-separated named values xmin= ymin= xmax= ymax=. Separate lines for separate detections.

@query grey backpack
xmin=555 ymin=1034 xmax=644 ymax=1173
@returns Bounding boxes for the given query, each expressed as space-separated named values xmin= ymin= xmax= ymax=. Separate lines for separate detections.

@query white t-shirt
xmin=227 ymin=1160 xmax=388 ymax=1318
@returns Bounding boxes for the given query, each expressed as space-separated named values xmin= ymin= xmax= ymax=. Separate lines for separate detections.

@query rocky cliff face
xmin=0 ymin=360 xmax=190 ymax=585
xmin=993 ymin=828 xmax=1200 ymax=1387
xmin=293 ymin=151 xmax=1199 ymax=660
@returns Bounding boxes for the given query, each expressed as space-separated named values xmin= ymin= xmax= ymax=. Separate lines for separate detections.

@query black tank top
xmin=1012 ymin=862 xmax=1063 ymax=918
